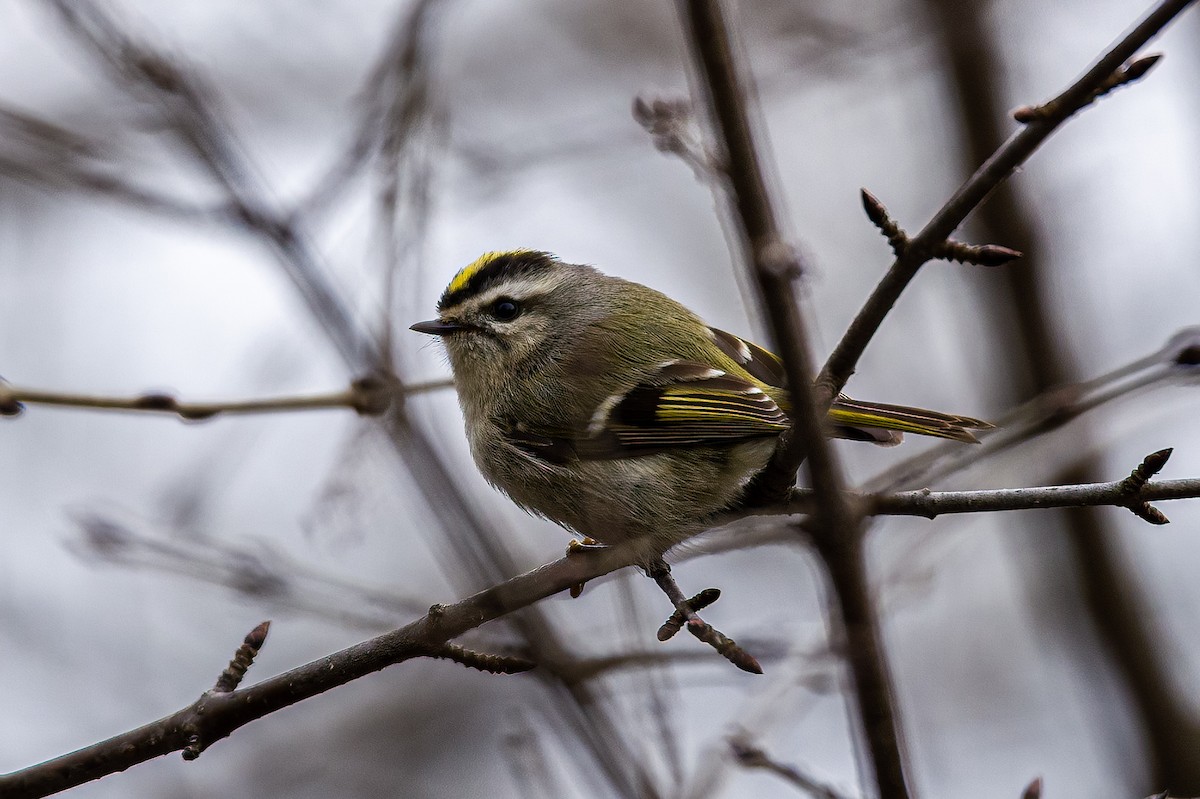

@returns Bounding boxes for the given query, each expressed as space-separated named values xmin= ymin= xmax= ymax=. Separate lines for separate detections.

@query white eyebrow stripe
xmin=463 ymin=275 xmax=562 ymax=309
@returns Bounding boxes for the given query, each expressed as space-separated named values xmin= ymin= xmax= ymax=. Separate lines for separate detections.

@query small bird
xmin=412 ymin=250 xmax=991 ymax=549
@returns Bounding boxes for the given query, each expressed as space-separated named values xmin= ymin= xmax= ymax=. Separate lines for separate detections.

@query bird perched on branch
xmin=412 ymin=250 xmax=990 ymax=548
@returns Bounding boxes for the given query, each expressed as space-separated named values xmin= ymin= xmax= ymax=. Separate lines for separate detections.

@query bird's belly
xmin=472 ymin=435 xmax=775 ymax=548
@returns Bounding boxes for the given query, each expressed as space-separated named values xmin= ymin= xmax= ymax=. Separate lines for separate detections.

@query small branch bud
xmin=936 ymin=240 xmax=1023 ymax=267
xmin=860 ymin=188 xmax=909 ymax=256
xmin=1015 ymin=54 xmax=1163 ymax=123
xmin=213 ymin=621 xmax=271 ymax=693
xmin=1096 ymin=53 xmax=1162 ymax=97
xmin=1022 ymin=777 xmax=1043 ymax=799
xmin=434 ymin=643 xmax=535 ymax=675
xmin=687 ymin=618 xmax=763 ymax=674
xmin=181 ymin=733 xmax=203 ymax=762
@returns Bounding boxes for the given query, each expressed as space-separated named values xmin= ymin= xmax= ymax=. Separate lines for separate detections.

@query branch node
xmin=349 ymin=373 xmax=394 ymax=416
xmin=433 ymin=643 xmax=536 ymax=675
xmin=632 ymin=94 xmax=720 ymax=178
xmin=181 ymin=731 xmax=203 ymax=761
xmin=1164 ymin=326 xmax=1200 ymax=366
xmin=758 ymin=239 xmax=803 ymax=279
xmin=657 ymin=587 xmax=721 ymax=641
xmin=1118 ymin=448 xmax=1174 ymax=525
xmin=647 ymin=560 xmax=761 ymax=673
xmin=0 ymin=378 xmax=23 ymax=417
xmin=213 ymin=620 xmax=271 ymax=693
xmin=860 ymin=188 xmax=909 ymax=256
xmin=133 ymin=392 xmax=181 ymax=413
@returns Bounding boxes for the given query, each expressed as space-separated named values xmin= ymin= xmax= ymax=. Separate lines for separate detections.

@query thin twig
xmin=741 ymin=451 xmax=1200 ymax=523
xmin=646 ymin=560 xmax=761 ymax=674
xmin=69 ymin=513 xmax=433 ymax=629
xmin=729 ymin=737 xmax=853 ymax=799
xmin=0 ymin=376 xmax=393 ymax=420
xmin=865 ymin=326 xmax=1200 ymax=494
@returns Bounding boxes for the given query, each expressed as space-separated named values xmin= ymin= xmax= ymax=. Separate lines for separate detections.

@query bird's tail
xmin=827 ymin=396 xmax=993 ymax=445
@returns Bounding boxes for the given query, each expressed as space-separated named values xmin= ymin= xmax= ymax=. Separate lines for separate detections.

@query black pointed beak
xmin=410 ymin=319 xmax=466 ymax=336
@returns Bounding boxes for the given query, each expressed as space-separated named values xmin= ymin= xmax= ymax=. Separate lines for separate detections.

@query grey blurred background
xmin=1 ymin=0 xmax=1199 ymax=797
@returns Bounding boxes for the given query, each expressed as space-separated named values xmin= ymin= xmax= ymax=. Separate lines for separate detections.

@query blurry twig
xmin=632 ymin=96 xmax=721 ymax=181
xmin=44 ymin=0 xmax=381 ymax=371
xmin=0 ymin=375 xmax=396 ymax=420
xmin=729 ymin=736 xmax=853 ymax=799
xmin=502 ymin=713 xmax=569 ymax=799
xmin=69 ymin=512 xmax=432 ymax=628
xmin=865 ymin=327 xmax=1200 ymax=493
xmin=682 ymin=633 xmax=839 ymax=799
xmin=0 ymin=103 xmax=235 ymax=223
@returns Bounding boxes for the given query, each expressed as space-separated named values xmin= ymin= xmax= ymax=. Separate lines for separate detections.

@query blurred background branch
xmin=1 ymin=0 xmax=1198 ymax=797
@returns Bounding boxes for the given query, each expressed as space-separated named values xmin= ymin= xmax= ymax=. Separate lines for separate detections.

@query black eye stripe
xmin=437 ymin=251 xmax=557 ymax=311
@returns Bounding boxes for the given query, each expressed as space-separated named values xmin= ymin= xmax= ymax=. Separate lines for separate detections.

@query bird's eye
xmin=490 ymin=299 xmax=521 ymax=321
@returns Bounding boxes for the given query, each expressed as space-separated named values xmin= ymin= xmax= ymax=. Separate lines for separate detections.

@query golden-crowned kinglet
xmin=412 ymin=250 xmax=990 ymax=548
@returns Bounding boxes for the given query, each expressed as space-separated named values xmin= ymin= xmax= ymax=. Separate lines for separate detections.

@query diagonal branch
xmin=0 ymin=539 xmax=652 ymax=799
xmin=819 ymin=0 xmax=1195 ymax=397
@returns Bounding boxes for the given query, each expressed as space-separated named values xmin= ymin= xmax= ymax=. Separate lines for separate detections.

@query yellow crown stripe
xmin=445 ymin=250 xmax=537 ymax=296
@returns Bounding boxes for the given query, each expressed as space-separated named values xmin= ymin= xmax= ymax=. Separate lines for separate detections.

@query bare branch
xmin=0 ymin=539 xmax=652 ymax=799
xmin=678 ymin=2 xmax=907 ymax=794
xmin=820 ymin=0 xmax=1196 ymax=397
xmin=860 ymin=188 xmax=1022 ymax=266
xmin=647 ymin=560 xmax=761 ymax=674
xmin=744 ymin=451 xmax=1200 ymax=523
xmin=0 ymin=375 xmax=394 ymax=420
xmin=729 ymin=737 xmax=853 ymax=799
xmin=13 ymin=446 xmax=1200 ymax=797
